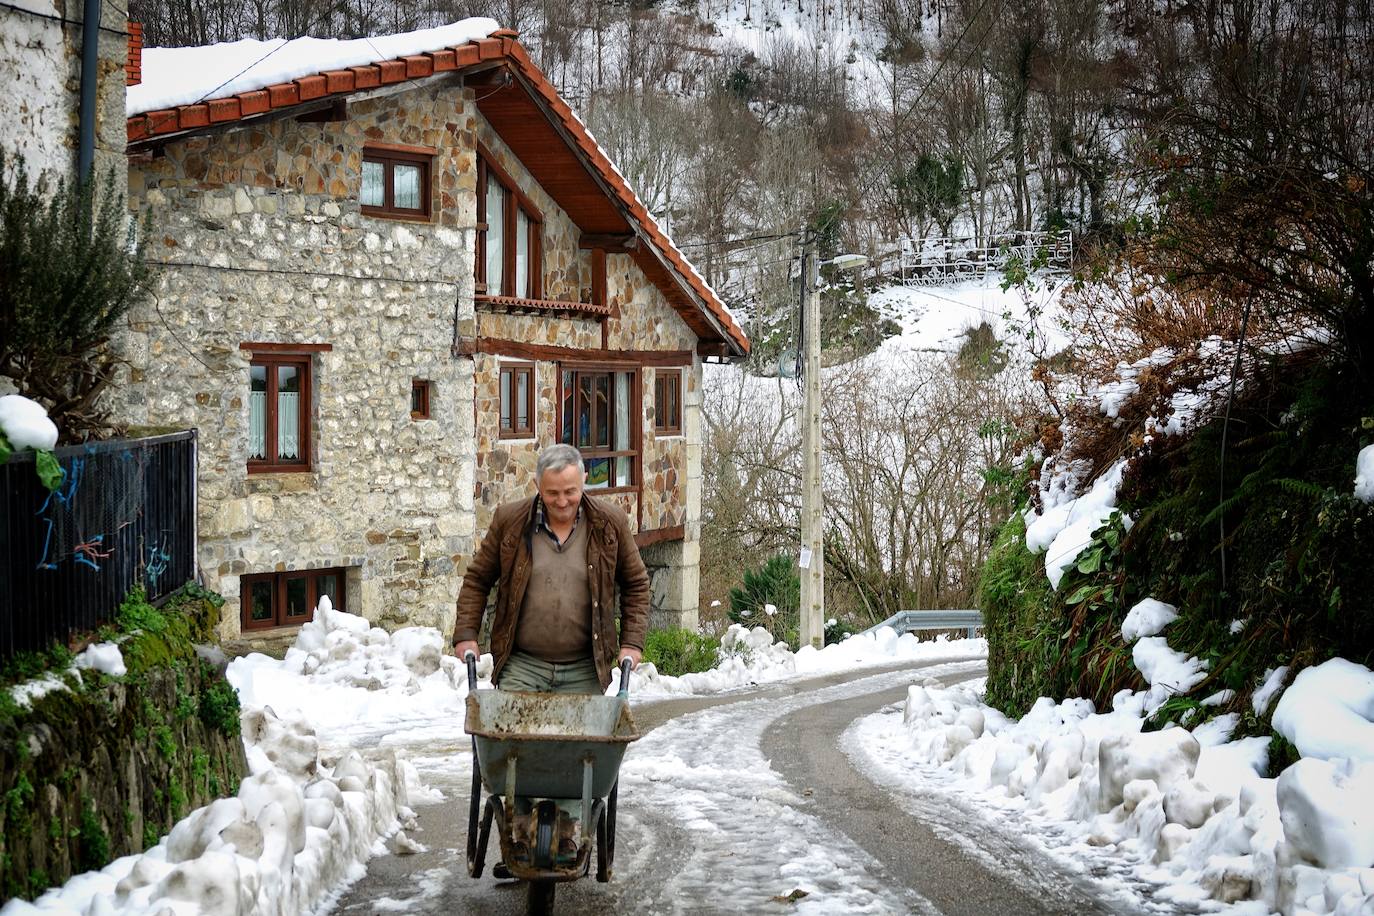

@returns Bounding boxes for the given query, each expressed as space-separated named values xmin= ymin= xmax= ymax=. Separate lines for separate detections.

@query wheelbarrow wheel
xmin=527 ymin=879 xmax=556 ymax=915
xmin=533 ymin=802 xmax=556 ymax=869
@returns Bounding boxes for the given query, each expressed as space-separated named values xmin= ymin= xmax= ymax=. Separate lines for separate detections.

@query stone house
xmin=111 ymin=21 xmax=749 ymax=646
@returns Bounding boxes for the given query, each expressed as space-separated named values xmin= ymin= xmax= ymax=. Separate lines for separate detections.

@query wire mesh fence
xmin=0 ymin=431 xmax=197 ymax=661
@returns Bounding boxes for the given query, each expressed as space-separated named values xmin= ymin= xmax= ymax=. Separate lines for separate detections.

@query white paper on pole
xmin=798 ymin=547 xmax=812 ymax=569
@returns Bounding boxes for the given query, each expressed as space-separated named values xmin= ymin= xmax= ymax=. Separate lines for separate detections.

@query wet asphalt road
xmin=327 ymin=659 xmax=1147 ymax=916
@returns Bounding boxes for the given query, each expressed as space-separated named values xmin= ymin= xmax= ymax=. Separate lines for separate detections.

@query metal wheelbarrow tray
xmin=462 ymin=656 xmax=639 ymax=914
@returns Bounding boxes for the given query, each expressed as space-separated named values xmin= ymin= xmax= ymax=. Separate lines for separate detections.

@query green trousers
xmin=497 ymin=650 xmax=603 ymax=695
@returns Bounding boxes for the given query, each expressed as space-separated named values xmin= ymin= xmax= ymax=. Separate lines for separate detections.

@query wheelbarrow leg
xmin=465 ymin=740 xmax=484 ymax=874
xmin=468 ymin=796 xmax=497 ymax=878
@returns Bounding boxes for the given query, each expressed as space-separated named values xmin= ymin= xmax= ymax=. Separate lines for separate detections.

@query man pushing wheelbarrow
xmin=453 ymin=443 xmax=649 ymax=913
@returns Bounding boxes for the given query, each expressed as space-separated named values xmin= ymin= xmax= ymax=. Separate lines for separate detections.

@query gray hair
xmin=535 ymin=443 xmax=584 ymax=483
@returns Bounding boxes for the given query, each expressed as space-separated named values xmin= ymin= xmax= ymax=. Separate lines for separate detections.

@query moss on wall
xmin=0 ymin=586 xmax=247 ymax=903
xmin=981 ymin=358 xmax=1374 ymax=730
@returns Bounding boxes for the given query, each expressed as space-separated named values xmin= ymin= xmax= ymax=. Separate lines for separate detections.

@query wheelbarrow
xmin=462 ymin=653 xmax=640 ymax=914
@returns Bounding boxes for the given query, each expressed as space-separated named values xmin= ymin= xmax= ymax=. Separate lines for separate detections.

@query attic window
xmin=476 ymin=148 xmax=542 ymax=299
xmin=361 ymin=146 xmax=432 ymax=220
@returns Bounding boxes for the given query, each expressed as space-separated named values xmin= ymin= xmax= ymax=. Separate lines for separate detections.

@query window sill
xmin=240 ymin=620 xmax=313 ymax=635
xmin=477 ymin=295 xmax=613 ymax=319
xmin=361 ymin=207 xmax=433 ymax=223
xmin=248 ymin=465 xmax=313 ymax=475
xmin=585 ymin=485 xmax=638 ymax=495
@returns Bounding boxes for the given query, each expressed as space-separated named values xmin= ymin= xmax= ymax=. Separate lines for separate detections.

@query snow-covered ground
xmin=3 ymin=600 xmax=983 ymax=915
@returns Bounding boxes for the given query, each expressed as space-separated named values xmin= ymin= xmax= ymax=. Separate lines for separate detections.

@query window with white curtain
xmin=247 ymin=355 xmax=310 ymax=471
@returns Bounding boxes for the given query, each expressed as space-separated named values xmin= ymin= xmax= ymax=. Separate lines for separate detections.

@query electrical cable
xmin=0 ymin=0 xmax=129 ymax=35
xmin=142 ymin=257 xmax=462 ymax=286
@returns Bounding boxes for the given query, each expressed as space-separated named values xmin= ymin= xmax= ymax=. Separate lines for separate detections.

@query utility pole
xmin=799 ymin=238 xmax=824 ymax=651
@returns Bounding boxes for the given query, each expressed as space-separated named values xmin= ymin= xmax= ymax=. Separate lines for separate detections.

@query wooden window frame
xmin=499 ymin=362 xmax=536 ymax=439
xmin=476 ymin=146 xmax=544 ymax=299
xmin=411 ymin=379 xmax=432 ymax=419
xmin=557 ymin=364 xmax=641 ymax=493
xmin=361 ymin=146 xmax=433 ymax=221
xmin=240 ymin=567 xmax=346 ymax=631
xmin=247 ymin=353 xmax=312 ymax=474
xmin=654 ymin=369 xmax=682 ymax=435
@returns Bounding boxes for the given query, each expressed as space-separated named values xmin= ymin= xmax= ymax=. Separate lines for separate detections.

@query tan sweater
xmin=513 ymin=521 xmax=592 ymax=663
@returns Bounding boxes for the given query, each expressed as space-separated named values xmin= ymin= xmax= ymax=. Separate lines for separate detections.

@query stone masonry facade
xmin=0 ymin=0 xmax=127 ymax=187
xmin=116 ymin=81 xmax=481 ymax=643
xmin=114 ymin=74 xmax=706 ymax=642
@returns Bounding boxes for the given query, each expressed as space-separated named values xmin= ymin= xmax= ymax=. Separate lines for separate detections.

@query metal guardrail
xmin=856 ymin=609 xmax=983 ymax=639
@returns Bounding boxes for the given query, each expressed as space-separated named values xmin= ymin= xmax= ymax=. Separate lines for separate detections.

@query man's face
xmin=537 ymin=462 xmax=585 ymax=526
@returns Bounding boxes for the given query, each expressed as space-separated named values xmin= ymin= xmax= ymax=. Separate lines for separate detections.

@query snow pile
xmin=1131 ymin=637 xmax=1209 ymax=714
xmin=859 ymin=659 xmax=1374 ymax=915
xmin=1096 ymin=348 xmax=1175 ymax=419
xmin=623 ymin=623 xmax=987 ymax=697
xmin=1024 ymin=459 xmax=1128 ymax=589
xmin=1121 ymin=598 xmax=1178 ymax=642
xmin=1355 ymin=444 xmax=1374 ymax=503
xmin=7 ymin=643 xmax=128 ymax=710
xmin=5 ymin=602 xmax=477 ymax=916
xmin=0 ymin=394 xmax=58 ymax=451
xmin=73 ymin=642 xmax=126 ymax=678
xmin=1271 ymin=659 xmax=1374 ymax=763
xmin=128 ymin=19 xmax=500 ymax=114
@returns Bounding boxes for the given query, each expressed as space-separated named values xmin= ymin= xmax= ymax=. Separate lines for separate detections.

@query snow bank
xmin=1355 ymin=444 xmax=1374 ymax=503
xmin=1132 ymin=637 xmax=1208 ymax=713
xmin=865 ymin=657 xmax=1374 ymax=915
xmin=0 ymin=394 xmax=58 ymax=451
xmin=1271 ymin=658 xmax=1374 ymax=763
xmin=4 ymin=603 xmax=475 ymax=916
xmin=128 ymin=19 xmax=500 ymax=115
xmin=622 ymin=624 xmax=987 ymax=698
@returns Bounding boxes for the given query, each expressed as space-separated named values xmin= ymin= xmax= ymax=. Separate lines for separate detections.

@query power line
xmin=0 ymin=0 xmax=129 ymax=35
xmin=143 ymin=257 xmax=462 ymax=287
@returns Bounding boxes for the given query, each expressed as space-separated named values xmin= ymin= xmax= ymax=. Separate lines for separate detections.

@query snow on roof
xmin=127 ymin=18 xmax=500 ymax=116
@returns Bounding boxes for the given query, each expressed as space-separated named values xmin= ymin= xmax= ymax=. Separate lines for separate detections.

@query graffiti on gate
xmin=34 ymin=447 xmax=146 ymax=572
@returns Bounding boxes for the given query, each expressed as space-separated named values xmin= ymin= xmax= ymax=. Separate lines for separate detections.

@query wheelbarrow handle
xmin=464 ymin=650 xmax=478 ymax=691
xmin=617 ymin=657 xmax=633 ymax=699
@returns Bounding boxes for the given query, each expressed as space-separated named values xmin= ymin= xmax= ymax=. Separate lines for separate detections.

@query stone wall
xmin=0 ymin=0 xmax=127 ymax=187
xmin=0 ymin=592 xmax=247 ymax=903
xmin=116 ymin=80 xmax=480 ymax=640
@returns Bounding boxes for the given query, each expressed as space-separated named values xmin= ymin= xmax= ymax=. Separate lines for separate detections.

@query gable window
xmin=248 ymin=354 xmax=311 ymax=472
xmin=241 ymin=567 xmax=345 ymax=631
xmin=476 ymin=148 xmax=543 ymax=299
xmin=361 ymin=146 xmax=432 ymax=220
xmin=499 ymin=363 xmax=535 ymax=438
xmin=654 ymin=370 xmax=682 ymax=435
xmin=411 ymin=379 xmax=431 ymax=419
xmin=559 ymin=367 xmax=638 ymax=489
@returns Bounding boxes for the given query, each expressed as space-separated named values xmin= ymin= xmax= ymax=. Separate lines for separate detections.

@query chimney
xmin=126 ymin=22 xmax=142 ymax=86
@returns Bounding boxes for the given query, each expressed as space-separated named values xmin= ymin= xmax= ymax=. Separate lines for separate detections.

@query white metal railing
xmin=883 ymin=230 xmax=1073 ymax=286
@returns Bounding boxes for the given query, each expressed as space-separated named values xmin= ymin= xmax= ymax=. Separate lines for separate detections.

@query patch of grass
xmin=78 ymin=797 xmax=109 ymax=871
xmin=643 ymin=628 xmax=719 ymax=677
xmin=153 ymin=725 xmax=176 ymax=759
xmin=198 ymin=678 xmax=241 ymax=737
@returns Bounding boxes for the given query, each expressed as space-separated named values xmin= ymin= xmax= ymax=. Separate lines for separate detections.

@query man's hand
xmin=455 ymin=640 xmax=480 ymax=660
xmin=617 ymin=647 xmax=642 ymax=669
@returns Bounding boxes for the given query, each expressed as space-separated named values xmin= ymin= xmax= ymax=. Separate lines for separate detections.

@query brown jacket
xmin=453 ymin=494 xmax=651 ymax=689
